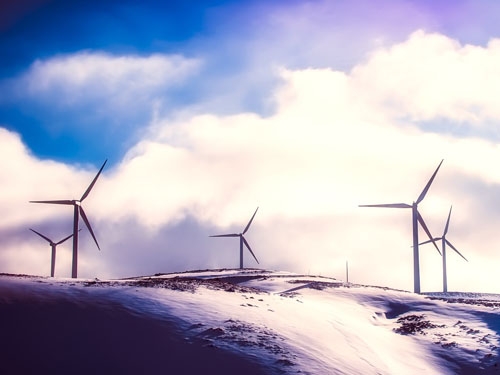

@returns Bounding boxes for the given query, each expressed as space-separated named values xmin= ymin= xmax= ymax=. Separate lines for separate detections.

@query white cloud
xmin=0 ymin=128 xmax=79 ymax=227
xmin=10 ymin=52 xmax=201 ymax=112
xmin=351 ymin=30 xmax=500 ymax=123
xmin=2 ymin=31 xmax=500 ymax=293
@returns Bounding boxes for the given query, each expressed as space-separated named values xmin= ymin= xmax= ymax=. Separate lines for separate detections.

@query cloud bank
xmin=2 ymin=30 xmax=500 ymax=293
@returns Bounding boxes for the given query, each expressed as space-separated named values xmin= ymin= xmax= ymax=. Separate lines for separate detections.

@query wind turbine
xmin=419 ymin=206 xmax=468 ymax=292
xmin=359 ymin=160 xmax=443 ymax=294
xmin=210 ymin=207 xmax=260 ymax=269
xmin=29 ymin=228 xmax=75 ymax=277
xmin=30 ymin=160 xmax=107 ymax=278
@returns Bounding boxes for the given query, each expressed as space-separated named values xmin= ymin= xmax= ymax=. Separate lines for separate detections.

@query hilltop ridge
xmin=0 ymin=269 xmax=499 ymax=374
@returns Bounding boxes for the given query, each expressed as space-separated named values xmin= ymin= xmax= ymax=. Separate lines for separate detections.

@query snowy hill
xmin=0 ymin=269 xmax=499 ymax=374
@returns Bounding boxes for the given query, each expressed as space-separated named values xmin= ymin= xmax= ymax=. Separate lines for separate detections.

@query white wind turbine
xmin=359 ymin=160 xmax=443 ymax=293
xmin=210 ymin=207 xmax=260 ymax=269
xmin=29 ymin=228 xmax=74 ymax=277
xmin=419 ymin=206 xmax=468 ymax=292
xmin=30 ymin=160 xmax=107 ymax=278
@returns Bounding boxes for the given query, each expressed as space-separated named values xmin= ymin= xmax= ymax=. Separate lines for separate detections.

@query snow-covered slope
xmin=0 ymin=269 xmax=499 ymax=374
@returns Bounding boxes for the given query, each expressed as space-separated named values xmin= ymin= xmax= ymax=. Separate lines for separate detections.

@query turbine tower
xmin=210 ymin=207 xmax=260 ymax=269
xmin=359 ymin=160 xmax=443 ymax=294
xmin=29 ymin=228 xmax=74 ymax=277
xmin=30 ymin=160 xmax=107 ymax=278
xmin=419 ymin=206 xmax=468 ymax=292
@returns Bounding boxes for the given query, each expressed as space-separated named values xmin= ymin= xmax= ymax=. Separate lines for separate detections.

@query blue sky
xmin=1 ymin=0 xmax=232 ymax=163
xmin=2 ymin=0 xmax=500 ymax=292
xmin=3 ymin=0 xmax=499 ymax=165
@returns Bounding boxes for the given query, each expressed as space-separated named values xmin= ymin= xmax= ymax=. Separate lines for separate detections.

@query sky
xmin=2 ymin=0 xmax=500 ymax=293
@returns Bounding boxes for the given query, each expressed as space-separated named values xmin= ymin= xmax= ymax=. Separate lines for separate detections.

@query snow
xmin=0 ymin=270 xmax=499 ymax=374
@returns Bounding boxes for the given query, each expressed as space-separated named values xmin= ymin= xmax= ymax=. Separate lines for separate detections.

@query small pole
xmin=346 ymin=261 xmax=349 ymax=284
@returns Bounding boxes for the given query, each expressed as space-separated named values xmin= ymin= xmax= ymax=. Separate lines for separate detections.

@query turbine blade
xmin=359 ymin=203 xmax=411 ymax=208
xmin=80 ymin=159 xmax=107 ymax=201
xmin=417 ymin=237 xmax=441 ymax=246
xmin=209 ymin=234 xmax=239 ymax=238
xmin=416 ymin=159 xmax=444 ymax=204
xmin=79 ymin=207 xmax=100 ymax=250
xmin=445 ymin=239 xmax=468 ymax=262
xmin=242 ymin=236 xmax=259 ymax=264
xmin=30 ymin=200 xmax=74 ymax=205
xmin=56 ymin=233 xmax=74 ymax=245
xmin=417 ymin=211 xmax=441 ymax=255
xmin=243 ymin=207 xmax=259 ymax=235
xmin=443 ymin=206 xmax=452 ymax=236
xmin=29 ymin=228 xmax=52 ymax=243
